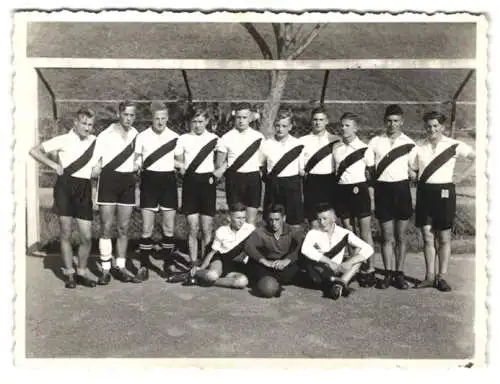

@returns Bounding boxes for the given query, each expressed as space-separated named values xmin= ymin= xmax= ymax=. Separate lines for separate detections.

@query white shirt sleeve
xmin=301 ymin=231 xmax=324 ymax=262
xmin=174 ymin=135 xmax=185 ymax=157
xmin=211 ymin=228 xmax=225 ymax=253
xmin=297 ymin=142 xmax=305 ymax=174
xmin=456 ymin=141 xmax=474 ymax=158
xmin=364 ymin=139 xmax=376 ymax=167
xmin=408 ymin=145 xmax=419 ymax=171
xmin=216 ymin=134 xmax=229 ymax=153
xmin=41 ymin=135 xmax=65 ymax=153
xmin=134 ymin=133 xmax=143 ymax=155
xmin=347 ymin=231 xmax=374 ymax=261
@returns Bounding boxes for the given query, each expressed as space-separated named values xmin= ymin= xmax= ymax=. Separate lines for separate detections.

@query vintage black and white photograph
xmin=12 ymin=11 xmax=487 ymax=365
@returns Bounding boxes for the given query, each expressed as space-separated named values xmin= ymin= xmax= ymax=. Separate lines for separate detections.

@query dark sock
xmin=161 ymin=235 xmax=175 ymax=256
xmin=139 ymin=237 xmax=154 ymax=267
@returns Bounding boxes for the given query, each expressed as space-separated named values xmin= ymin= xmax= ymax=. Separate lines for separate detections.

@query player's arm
xmin=301 ymin=232 xmax=340 ymax=271
xmin=454 ymin=144 xmax=476 ymax=185
xmin=173 ymin=137 xmax=185 ymax=175
xmin=213 ymin=150 xmax=227 ymax=180
xmin=199 ymin=249 xmax=218 ymax=270
xmin=29 ymin=143 xmax=63 ymax=175
xmin=244 ymin=231 xmax=274 ymax=268
xmin=298 ymin=145 xmax=305 ymax=177
xmin=342 ymin=232 xmax=374 ymax=269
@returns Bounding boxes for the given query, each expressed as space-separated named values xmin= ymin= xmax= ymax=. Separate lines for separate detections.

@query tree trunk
xmin=260 ymin=70 xmax=288 ymax=138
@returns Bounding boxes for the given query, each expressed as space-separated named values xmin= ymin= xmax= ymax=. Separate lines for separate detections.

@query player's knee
xmin=437 ymin=233 xmax=451 ymax=247
xmin=60 ymin=228 xmax=72 ymax=241
xmin=79 ymin=231 xmax=92 ymax=247
xmin=421 ymin=228 xmax=434 ymax=245
xmin=205 ymin=269 xmax=220 ymax=282
xmin=233 ymin=275 xmax=249 ymax=288
xmin=188 ymin=224 xmax=199 ymax=237
xmin=116 ymin=223 xmax=129 ymax=237
xmin=382 ymin=233 xmax=395 ymax=246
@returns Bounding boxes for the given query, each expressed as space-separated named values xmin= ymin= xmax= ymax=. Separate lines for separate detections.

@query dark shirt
xmin=244 ymin=224 xmax=304 ymax=263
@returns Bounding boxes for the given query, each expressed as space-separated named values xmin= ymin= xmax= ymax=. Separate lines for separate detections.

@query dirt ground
xmin=25 ymin=249 xmax=475 ymax=359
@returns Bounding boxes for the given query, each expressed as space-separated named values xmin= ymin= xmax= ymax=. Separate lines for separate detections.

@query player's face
xmin=74 ymin=115 xmax=94 ymax=139
xmin=340 ymin=118 xmax=357 ymax=140
xmin=235 ymin=109 xmax=251 ymax=131
xmin=274 ymin=117 xmax=292 ymax=140
xmin=119 ymin=106 xmax=136 ymax=130
xmin=230 ymin=211 xmax=247 ymax=231
xmin=425 ymin=118 xmax=445 ymax=141
xmin=317 ymin=210 xmax=335 ymax=232
xmin=312 ymin=113 xmax=328 ymax=134
xmin=384 ymin=114 xmax=403 ymax=135
xmin=191 ymin=115 xmax=208 ymax=135
xmin=152 ymin=110 xmax=169 ymax=134
xmin=268 ymin=212 xmax=284 ymax=233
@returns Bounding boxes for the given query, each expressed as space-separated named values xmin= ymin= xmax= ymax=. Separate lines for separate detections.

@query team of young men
xmin=30 ymin=100 xmax=475 ymax=298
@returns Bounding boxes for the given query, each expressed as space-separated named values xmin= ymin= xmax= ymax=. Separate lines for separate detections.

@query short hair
xmin=340 ymin=112 xmax=360 ymax=125
xmin=384 ymin=104 xmax=404 ymax=118
xmin=118 ymin=100 xmax=137 ymax=113
xmin=315 ymin=202 xmax=335 ymax=216
xmin=311 ymin=107 xmax=329 ymax=119
xmin=189 ymin=105 xmax=210 ymax=121
xmin=423 ymin=110 xmax=447 ymax=124
xmin=234 ymin=102 xmax=252 ymax=112
xmin=150 ymin=101 xmax=168 ymax=115
xmin=275 ymin=109 xmax=294 ymax=124
xmin=76 ymin=107 xmax=95 ymax=120
xmin=267 ymin=204 xmax=286 ymax=216
xmin=228 ymin=202 xmax=246 ymax=213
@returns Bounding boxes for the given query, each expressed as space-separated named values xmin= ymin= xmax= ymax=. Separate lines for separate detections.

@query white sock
xmin=99 ymin=238 xmax=113 ymax=271
xmin=116 ymin=257 xmax=126 ymax=269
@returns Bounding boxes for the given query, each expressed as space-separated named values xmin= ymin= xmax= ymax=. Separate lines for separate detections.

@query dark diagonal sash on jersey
xmin=63 ymin=140 xmax=96 ymax=176
xmin=374 ymin=143 xmax=415 ymax=180
xmin=304 ymin=139 xmax=340 ymax=174
xmin=225 ymin=138 xmax=262 ymax=174
xmin=334 ymin=147 xmax=367 ymax=183
xmin=323 ymin=234 xmax=349 ymax=260
xmin=184 ymin=138 xmax=218 ymax=176
xmin=418 ymin=143 xmax=459 ymax=185
xmin=101 ymin=137 xmax=136 ymax=172
xmin=220 ymin=231 xmax=254 ymax=261
xmin=142 ymin=138 xmax=178 ymax=170
xmin=267 ymin=145 xmax=304 ymax=179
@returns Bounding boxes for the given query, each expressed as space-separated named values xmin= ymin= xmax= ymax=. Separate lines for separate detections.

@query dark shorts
xmin=212 ymin=252 xmax=247 ymax=277
xmin=225 ymin=171 xmax=262 ymax=208
xmin=182 ymin=172 xmax=216 ymax=216
xmin=335 ymin=182 xmax=372 ymax=220
xmin=303 ymin=173 xmax=336 ymax=221
xmin=140 ymin=170 xmax=178 ymax=210
xmin=264 ymin=175 xmax=304 ymax=225
xmin=97 ymin=170 xmax=136 ymax=205
xmin=245 ymin=258 xmax=299 ymax=285
xmin=53 ymin=175 xmax=93 ymax=221
xmin=415 ymin=183 xmax=456 ymax=230
xmin=374 ymin=180 xmax=413 ymax=222
xmin=304 ymin=261 xmax=342 ymax=286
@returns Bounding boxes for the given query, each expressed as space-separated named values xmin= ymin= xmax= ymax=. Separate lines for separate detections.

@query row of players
xmin=30 ymin=101 xmax=475 ymax=295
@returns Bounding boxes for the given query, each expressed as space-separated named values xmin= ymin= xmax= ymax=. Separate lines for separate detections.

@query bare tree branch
xmin=287 ymin=23 xmax=326 ymax=60
xmin=290 ymin=24 xmax=304 ymax=46
xmin=241 ymin=23 xmax=274 ymax=60
xmin=272 ymin=23 xmax=283 ymax=58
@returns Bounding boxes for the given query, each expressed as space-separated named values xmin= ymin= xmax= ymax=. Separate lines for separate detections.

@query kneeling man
xmin=301 ymin=203 xmax=374 ymax=300
xmin=188 ymin=203 xmax=254 ymax=289
xmin=244 ymin=205 xmax=305 ymax=298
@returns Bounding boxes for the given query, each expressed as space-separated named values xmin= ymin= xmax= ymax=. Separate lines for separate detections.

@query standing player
xmin=215 ymin=102 xmax=264 ymax=224
xmin=133 ymin=101 xmax=179 ymax=281
xmin=332 ymin=112 xmax=376 ymax=287
xmin=301 ymin=203 xmax=374 ymax=300
xmin=366 ymin=104 xmax=416 ymax=290
xmin=188 ymin=203 xmax=254 ymax=289
xmin=261 ymin=110 xmax=305 ymax=230
xmin=29 ymin=107 xmax=98 ymax=288
xmin=300 ymin=107 xmax=341 ymax=228
xmin=175 ymin=106 xmax=223 ymax=264
xmin=410 ymin=111 xmax=475 ymax=291
xmin=92 ymin=100 xmax=141 ymax=285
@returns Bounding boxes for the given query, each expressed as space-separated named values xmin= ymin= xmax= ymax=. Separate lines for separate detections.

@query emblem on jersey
xmin=209 ymin=176 xmax=214 ymax=185
xmin=353 ymin=186 xmax=359 ymax=194
xmin=441 ymin=189 xmax=449 ymax=199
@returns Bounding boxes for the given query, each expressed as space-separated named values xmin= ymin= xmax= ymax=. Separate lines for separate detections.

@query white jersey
xmin=332 ymin=137 xmax=370 ymax=185
xmin=261 ymin=135 xmax=304 ymax=177
xmin=217 ymin=128 xmax=264 ymax=173
xmin=94 ymin=123 xmax=138 ymax=173
xmin=134 ymin=126 xmax=179 ymax=172
xmin=212 ymin=223 xmax=256 ymax=254
xmin=174 ymin=130 xmax=219 ymax=174
xmin=300 ymin=131 xmax=339 ymax=175
xmin=41 ymin=130 xmax=96 ymax=179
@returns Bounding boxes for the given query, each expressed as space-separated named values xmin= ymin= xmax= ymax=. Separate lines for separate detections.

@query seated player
xmin=261 ymin=110 xmax=305 ymax=230
xmin=133 ymin=101 xmax=179 ymax=281
xmin=410 ymin=111 xmax=475 ymax=291
xmin=244 ymin=204 xmax=305 ymax=298
xmin=300 ymin=107 xmax=341 ymax=228
xmin=301 ymin=203 xmax=374 ymax=300
xmin=29 ymin=107 xmax=98 ymax=289
xmin=332 ymin=112 xmax=376 ymax=287
xmin=175 ymin=106 xmax=224 ymax=264
xmin=187 ymin=203 xmax=254 ymax=289
xmin=215 ymin=102 xmax=264 ymax=225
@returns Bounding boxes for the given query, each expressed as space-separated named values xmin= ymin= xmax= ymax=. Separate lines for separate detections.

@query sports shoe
xmin=329 ymin=282 xmax=343 ymax=300
xmin=414 ymin=278 xmax=435 ymax=289
xmin=115 ymin=268 xmax=142 ymax=284
xmin=342 ymin=286 xmax=355 ymax=298
xmin=376 ymin=271 xmax=392 ymax=289
xmin=135 ymin=266 xmax=149 ymax=282
xmin=357 ymin=271 xmax=376 ymax=288
xmin=65 ymin=274 xmax=77 ymax=289
xmin=435 ymin=276 xmax=452 ymax=292
xmin=75 ymin=274 xmax=97 ymax=288
xmin=97 ymin=272 xmax=111 ymax=286
xmin=392 ymin=271 xmax=409 ymax=290
xmin=165 ymin=271 xmax=190 ymax=283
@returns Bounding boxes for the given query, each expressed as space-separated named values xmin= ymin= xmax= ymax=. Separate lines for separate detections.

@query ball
xmin=256 ymin=276 xmax=281 ymax=298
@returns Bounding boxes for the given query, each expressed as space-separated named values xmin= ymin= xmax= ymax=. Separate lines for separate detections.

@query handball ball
xmin=257 ymin=276 xmax=281 ymax=298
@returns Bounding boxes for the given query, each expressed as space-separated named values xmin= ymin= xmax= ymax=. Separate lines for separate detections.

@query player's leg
xmin=115 ymin=204 xmax=140 ymax=282
xmin=160 ymin=208 xmax=176 ymax=259
xmin=215 ymin=272 xmax=249 ymax=289
xmin=329 ymin=259 xmax=362 ymax=298
xmin=435 ymin=229 xmax=452 ymax=292
xmin=393 ymin=219 xmax=410 ymax=289
xmin=74 ymin=218 xmax=96 ymax=287
xmin=136 ymin=208 xmax=156 ymax=281
xmin=97 ymin=204 xmax=115 ymax=285
xmin=244 ymin=172 xmax=262 ymax=225
xmin=193 ymin=258 xmax=223 ymax=284
xmin=377 ymin=219 xmax=395 ymax=289
xmin=186 ymin=213 xmax=200 ymax=263
xmin=59 ymin=216 xmax=76 ymax=288
xmin=415 ymin=224 xmax=436 ymax=288
xmin=200 ymin=214 xmax=214 ymax=259
xmin=284 ymin=176 xmax=304 ymax=231
xmin=357 ymin=215 xmax=377 ymax=287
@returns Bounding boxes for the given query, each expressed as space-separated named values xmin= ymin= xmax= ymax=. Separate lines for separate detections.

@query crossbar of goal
xmin=28 ymin=58 xmax=476 ymax=70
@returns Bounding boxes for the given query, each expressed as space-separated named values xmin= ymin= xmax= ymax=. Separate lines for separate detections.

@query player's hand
xmin=199 ymin=260 xmax=210 ymax=270
xmin=91 ymin=164 xmax=101 ymax=179
xmin=327 ymin=260 xmax=341 ymax=273
xmin=213 ymin=168 xmax=224 ymax=180
xmin=53 ymin=164 xmax=64 ymax=176
xmin=273 ymin=259 xmax=291 ymax=270
xmin=133 ymin=163 xmax=142 ymax=174
xmin=178 ymin=166 xmax=186 ymax=176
